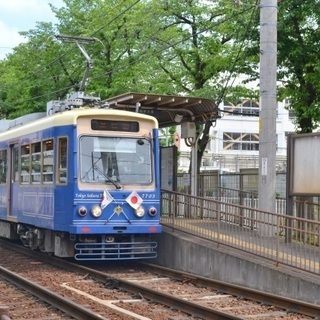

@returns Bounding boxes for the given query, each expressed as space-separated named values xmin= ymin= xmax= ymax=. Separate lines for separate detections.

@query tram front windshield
xmin=80 ymin=136 xmax=152 ymax=184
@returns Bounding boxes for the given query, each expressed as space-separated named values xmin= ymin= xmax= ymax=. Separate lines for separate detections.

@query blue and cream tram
xmin=0 ymin=101 xmax=161 ymax=260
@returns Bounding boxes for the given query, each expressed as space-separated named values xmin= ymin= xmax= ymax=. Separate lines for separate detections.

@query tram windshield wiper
xmin=93 ymin=164 xmax=121 ymax=189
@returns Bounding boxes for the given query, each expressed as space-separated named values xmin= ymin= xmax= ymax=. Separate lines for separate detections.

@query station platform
xmin=153 ymin=224 xmax=320 ymax=305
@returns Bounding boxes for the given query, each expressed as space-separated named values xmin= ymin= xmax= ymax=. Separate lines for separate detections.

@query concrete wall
xmin=153 ymin=229 xmax=320 ymax=305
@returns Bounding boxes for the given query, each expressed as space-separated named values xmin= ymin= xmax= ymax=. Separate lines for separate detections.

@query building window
xmin=223 ymin=99 xmax=260 ymax=117
xmin=223 ymin=132 xmax=259 ymax=151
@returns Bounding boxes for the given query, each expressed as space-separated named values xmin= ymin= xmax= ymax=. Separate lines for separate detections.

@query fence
xmin=177 ymin=171 xmax=320 ymax=219
xmin=161 ymin=189 xmax=320 ymax=275
xmin=177 ymin=171 xmax=287 ymax=198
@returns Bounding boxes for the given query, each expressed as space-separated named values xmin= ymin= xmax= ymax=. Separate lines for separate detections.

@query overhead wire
xmin=77 ymin=3 xmax=259 ymax=93
xmin=3 ymin=2 xmax=254 ymax=99
xmin=0 ymin=0 xmax=136 ymax=94
xmin=0 ymin=0 xmax=142 ymax=111
xmin=1 ymin=1 xmax=258 ymax=110
xmin=214 ymin=0 xmax=260 ymax=111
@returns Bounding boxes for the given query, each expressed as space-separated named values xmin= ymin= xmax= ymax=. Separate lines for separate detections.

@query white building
xmin=177 ymin=99 xmax=296 ymax=172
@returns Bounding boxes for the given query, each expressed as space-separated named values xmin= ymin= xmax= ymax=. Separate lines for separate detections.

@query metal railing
xmin=161 ymin=189 xmax=320 ymax=275
xmin=177 ymin=171 xmax=288 ymax=198
xmin=216 ymin=186 xmax=320 ymax=222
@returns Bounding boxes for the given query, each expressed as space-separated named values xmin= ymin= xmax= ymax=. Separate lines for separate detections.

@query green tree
xmin=160 ymin=126 xmax=177 ymax=147
xmin=51 ymin=0 xmax=178 ymax=97
xmin=277 ymin=0 xmax=320 ymax=133
xmin=0 ymin=21 xmax=68 ymax=118
xmin=143 ymin=0 xmax=258 ymax=171
xmin=0 ymin=0 xmax=258 ymax=173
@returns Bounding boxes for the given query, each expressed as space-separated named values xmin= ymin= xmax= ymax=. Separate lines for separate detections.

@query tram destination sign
xmin=91 ymin=119 xmax=139 ymax=132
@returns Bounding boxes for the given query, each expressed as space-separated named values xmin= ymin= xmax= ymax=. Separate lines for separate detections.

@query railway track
xmin=0 ymin=239 xmax=319 ymax=319
xmin=0 ymin=271 xmax=75 ymax=320
xmin=0 ymin=265 xmax=108 ymax=320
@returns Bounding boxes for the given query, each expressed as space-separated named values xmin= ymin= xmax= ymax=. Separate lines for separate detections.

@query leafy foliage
xmin=277 ymin=0 xmax=320 ymax=133
xmin=0 ymin=0 xmax=259 ymax=172
xmin=4 ymin=0 xmax=319 ymax=170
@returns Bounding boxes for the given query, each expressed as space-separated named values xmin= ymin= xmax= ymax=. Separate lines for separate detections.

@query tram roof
xmin=105 ymin=92 xmax=218 ymax=128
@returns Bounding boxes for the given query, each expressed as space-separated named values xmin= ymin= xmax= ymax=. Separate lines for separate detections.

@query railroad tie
xmin=0 ymin=306 xmax=11 ymax=320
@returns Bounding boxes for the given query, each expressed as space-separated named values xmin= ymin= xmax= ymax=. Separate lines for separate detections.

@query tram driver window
xmin=80 ymin=136 xmax=152 ymax=184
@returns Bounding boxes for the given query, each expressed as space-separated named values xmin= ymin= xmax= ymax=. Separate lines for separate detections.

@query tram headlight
xmin=78 ymin=206 xmax=87 ymax=217
xmin=134 ymin=205 xmax=145 ymax=218
xmin=91 ymin=205 xmax=102 ymax=218
xmin=148 ymin=206 xmax=157 ymax=217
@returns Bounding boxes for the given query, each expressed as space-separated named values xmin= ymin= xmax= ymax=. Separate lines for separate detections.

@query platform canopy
xmin=105 ymin=92 xmax=218 ymax=128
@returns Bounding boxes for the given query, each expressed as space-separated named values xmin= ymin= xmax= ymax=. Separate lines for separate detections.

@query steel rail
xmin=0 ymin=240 xmax=241 ymax=319
xmin=142 ymin=262 xmax=320 ymax=318
xmin=0 ymin=265 xmax=106 ymax=320
xmin=54 ymin=263 xmax=242 ymax=320
xmin=2 ymin=239 xmax=320 ymax=319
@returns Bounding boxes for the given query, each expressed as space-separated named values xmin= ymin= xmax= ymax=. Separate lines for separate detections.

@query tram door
xmin=8 ymin=144 xmax=19 ymax=217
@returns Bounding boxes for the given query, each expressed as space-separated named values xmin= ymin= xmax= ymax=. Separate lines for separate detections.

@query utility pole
xmin=258 ymin=0 xmax=277 ymax=224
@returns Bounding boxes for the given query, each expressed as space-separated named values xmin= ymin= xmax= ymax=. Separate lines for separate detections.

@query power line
xmin=80 ymin=4 xmax=258 ymax=91
xmin=1 ymin=2 xmax=258 ymax=111
xmin=0 ymin=0 xmax=134 ymax=94
xmin=215 ymin=0 xmax=260 ymax=109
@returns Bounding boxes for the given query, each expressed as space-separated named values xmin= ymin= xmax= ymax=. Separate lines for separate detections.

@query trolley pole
xmin=258 ymin=0 xmax=277 ymax=228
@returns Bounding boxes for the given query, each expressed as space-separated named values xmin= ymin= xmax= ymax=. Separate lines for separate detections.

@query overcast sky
xmin=0 ymin=0 xmax=64 ymax=60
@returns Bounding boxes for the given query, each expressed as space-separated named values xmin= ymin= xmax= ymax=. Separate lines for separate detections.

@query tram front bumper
xmin=68 ymin=224 xmax=162 ymax=234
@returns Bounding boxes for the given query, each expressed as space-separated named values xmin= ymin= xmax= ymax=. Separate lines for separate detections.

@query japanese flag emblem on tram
xmin=101 ymin=189 xmax=114 ymax=209
xmin=126 ymin=191 xmax=143 ymax=209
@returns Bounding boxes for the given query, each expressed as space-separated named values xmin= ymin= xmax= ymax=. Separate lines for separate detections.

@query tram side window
xmin=0 ymin=150 xmax=7 ymax=183
xmin=13 ymin=147 xmax=19 ymax=182
xmin=31 ymin=142 xmax=41 ymax=183
xmin=20 ymin=145 xmax=30 ymax=184
xmin=43 ymin=139 xmax=53 ymax=183
xmin=57 ymin=137 xmax=67 ymax=184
